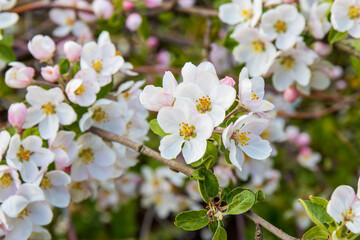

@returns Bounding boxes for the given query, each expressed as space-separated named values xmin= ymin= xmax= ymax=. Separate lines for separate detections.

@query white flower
xmin=23 ymin=86 xmax=77 ymax=139
xmin=297 ymin=60 xmax=331 ymax=95
xmin=331 ymin=0 xmax=360 ymax=38
xmin=181 ymin=61 xmax=217 ymax=82
xmin=219 ymin=0 xmax=262 ymax=28
xmin=222 ymin=114 xmax=271 ymax=170
xmin=157 ymin=98 xmax=214 ymax=164
xmin=0 ymin=165 xmax=21 ymax=202
xmin=66 ymin=68 xmax=100 ymax=107
xmin=139 ymin=71 xmax=178 ymax=112
xmin=79 ymin=99 xmax=132 ymax=136
xmin=175 ymin=71 xmax=236 ymax=126
xmin=327 ymin=178 xmax=360 ymax=234
xmin=49 ymin=9 xmax=76 ymax=37
xmin=48 ymin=130 xmax=78 ymax=169
xmin=238 ymin=67 xmax=274 ymax=114
xmin=71 ymin=133 xmax=116 ymax=181
xmin=308 ymin=2 xmax=331 ymax=39
xmin=260 ymin=4 xmax=305 ymax=50
xmin=69 ymin=180 xmax=97 ymax=203
xmin=0 ymin=12 xmax=18 ymax=41
xmin=6 ymin=134 xmax=54 ymax=183
xmin=80 ymin=31 xmax=124 ymax=86
xmin=0 ymin=0 xmax=17 ymax=11
xmin=297 ymin=147 xmax=321 ymax=171
xmin=0 ymin=184 xmax=53 ymax=240
xmin=232 ymin=28 xmax=278 ymax=77
xmin=0 ymin=131 xmax=10 ymax=160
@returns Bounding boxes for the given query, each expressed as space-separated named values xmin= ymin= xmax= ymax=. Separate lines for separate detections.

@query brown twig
xmin=10 ymin=1 xmax=94 ymax=14
xmin=334 ymin=42 xmax=360 ymax=59
xmin=32 ymin=80 xmax=59 ymax=88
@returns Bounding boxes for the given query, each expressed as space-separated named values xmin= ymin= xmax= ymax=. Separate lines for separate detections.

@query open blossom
xmin=139 ymin=71 xmax=177 ymax=111
xmin=219 ymin=0 xmax=262 ymax=28
xmin=28 ymin=35 xmax=56 ymax=61
xmin=157 ymin=98 xmax=213 ymax=164
xmin=0 ymin=166 xmax=21 ymax=202
xmin=49 ymin=9 xmax=76 ymax=37
xmin=8 ymin=103 xmax=27 ymax=128
xmin=260 ymin=4 xmax=305 ymax=50
xmin=238 ymin=67 xmax=274 ymax=114
xmin=175 ymin=71 xmax=236 ymax=126
xmin=297 ymin=147 xmax=321 ymax=171
xmin=0 ymin=131 xmax=10 ymax=159
xmin=5 ymin=62 xmax=35 ymax=89
xmin=41 ymin=65 xmax=60 ymax=83
xmin=92 ymin=0 xmax=114 ymax=20
xmin=0 ymin=184 xmax=53 ymax=240
xmin=222 ymin=114 xmax=271 ymax=170
xmin=23 ymin=86 xmax=77 ymax=140
xmin=327 ymin=178 xmax=360 ymax=233
xmin=232 ymin=28 xmax=278 ymax=77
xmin=308 ymin=2 xmax=331 ymax=39
xmin=66 ymin=68 xmax=100 ymax=107
xmin=71 ymin=133 xmax=116 ymax=181
xmin=6 ymin=134 xmax=54 ymax=183
xmin=331 ymin=0 xmax=360 ymax=38
xmin=181 ymin=61 xmax=217 ymax=82
xmin=48 ymin=131 xmax=78 ymax=169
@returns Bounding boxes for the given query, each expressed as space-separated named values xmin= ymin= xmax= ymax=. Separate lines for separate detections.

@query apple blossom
xmin=283 ymin=86 xmax=301 ymax=103
xmin=63 ymin=41 xmax=82 ymax=62
xmin=123 ymin=0 xmax=134 ymax=10
xmin=308 ymin=2 xmax=331 ymax=39
xmin=49 ymin=9 xmax=76 ymax=37
xmin=23 ymin=86 xmax=77 ymax=140
xmin=6 ymin=134 xmax=54 ymax=182
xmin=0 ymin=165 xmax=21 ymax=202
xmin=146 ymin=36 xmax=159 ymax=49
xmin=297 ymin=147 xmax=321 ymax=171
xmin=66 ymin=68 xmax=100 ymax=107
xmin=331 ymin=0 xmax=360 ymax=38
xmin=69 ymin=180 xmax=97 ymax=203
xmin=48 ymin=131 xmax=78 ymax=169
xmin=260 ymin=4 xmax=305 ymax=50
xmin=0 ymin=12 xmax=18 ymax=40
xmin=71 ymin=133 xmax=116 ymax=181
xmin=157 ymin=50 xmax=171 ymax=67
xmin=157 ymin=98 xmax=213 ymax=164
xmin=5 ymin=62 xmax=35 ymax=89
xmin=214 ymin=165 xmax=237 ymax=188
xmin=92 ymin=0 xmax=114 ymax=20
xmin=126 ymin=13 xmax=142 ymax=32
xmin=41 ymin=65 xmax=60 ymax=83
xmin=8 ymin=103 xmax=27 ymax=128
xmin=222 ymin=114 xmax=272 ymax=170
xmin=28 ymin=35 xmax=56 ymax=61
xmin=295 ymin=132 xmax=311 ymax=147
xmin=312 ymin=41 xmax=332 ymax=57
xmin=336 ymin=80 xmax=347 ymax=90
xmin=0 ymin=131 xmax=10 ymax=160
xmin=220 ymin=76 xmax=235 ymax=87
xmin=181 ymin=61 xmax=217 ymax=82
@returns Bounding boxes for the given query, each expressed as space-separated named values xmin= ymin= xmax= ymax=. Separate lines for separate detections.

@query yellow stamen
xmin=17 ymin=147 xmax=33 ymax=162
xmin=233 ymin=131 xmax=252 ymax=146
xmin=91 ymin=107 xmax=108 ymax=122
xmin=18 ymin=208 xmax=31 ymax=220
xmin=75 ymin=85 xmax=86 ymax=95
xmin=0 ymin=173 xmax=12 ymax=189
xmin=79 ymin=148 xmax=94 ymax=164
xmin=274 ymin=20 xmax=287 ymax=33
xmin=41 ymin=102 xmax=56 ymax=115
xmin=252 ymin=40 xmax=265 ymax=53
xmin=348 ymin=5 xmax=360 ymax=20
xmin=41 ymin=176 xmax=53 ymax=190
xmin=179 ymin=122 xmax=196 ymax=141
xmin=251 ymin=90 xmax=259 ymax=100
xmin=281 ymin=56 xmax=295 ymax=70
xmin=195 ymin=95 xmax=212 ymax=113
xmin=91 ymin=59 xmax=103 ymax=73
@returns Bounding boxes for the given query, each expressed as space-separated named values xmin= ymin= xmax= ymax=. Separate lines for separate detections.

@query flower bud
xmin=284 ymin=86 xmax=300 ymax=103
xmin=92 ymin=0 xmax=114 ymax=20
xmin=312 ymin=41 xmax=332 ymax=57
xmin=5 ymin=62 xmax=34 ymax=88
xmin=156 ymin=50 xmax=171 ymax=67
xmin=300 ymin=146 xmax=312 ymax=156
xmin=123 ymin=1 xmax=134 ymax=10
xmin=330 ymin=66 xmax=343 ymax=80
xmin=64 ymin=41 xmax=82 ymax=62
xmin=41 ymin=65 xmax=60 ymax=82
xmin=336 ymin=80 xmax=347 ymax=90
xmin=126 ymin=13 xmax=142 ymax=32
xmin=8 ymin=103 xmax=27 ymax=128
xmin=145 ymin=0 xmax=162 ymax=8
xmin=220 ymin=76 xmax=235 ymax=87
xmin=295 ymin=133 xmax=311 ymax=147
xmin=28 ymin=35 xmax=56 ymax=61
xmin=146 ymin=36 xmax=159 ymax=49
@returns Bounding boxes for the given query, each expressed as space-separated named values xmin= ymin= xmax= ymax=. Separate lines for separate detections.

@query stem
xmin=32 ymin=80 xmax=59 ymax=88
xmin=224 ymin=104 xmax=243 ymax=121
xmin=349 ymin=233 xmax=360 ymax=240
xmin=334 ymin=42 xmax=360 ymax=59
xmin=89 ymin=126 xmax=299 ymax=240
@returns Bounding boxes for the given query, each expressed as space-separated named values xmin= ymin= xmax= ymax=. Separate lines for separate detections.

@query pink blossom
xmin=220 ymin=76 xmax=235 ymax=88
xmin=5 ymin=62 xmax=34 ymax=89
xmin=41 ymin=65 xmax=60 ymax=82
xmin=8 ymin=103 xmax=27 ymax=128
xmin=147 ymin=36 xmax=159 ymax=49
xmin=123 ymin=0 xmax=134 ymax=10
xmin=283 ymin=86 xmax=300 ymax=103
xmin=28 ymin=35 xmax=56 ymax=61
xmin=157 ymin=50 xmax=171 ymax=67
xmin=126 ymin=13 xmax=142 ymax=31
xmin=312 ymin=41 xmax=332 ymax=57
xmin=330 ymin=66 xmax=343 ymax=80
xmin=64 ymin=41 xmax=82 ymax=62
xmin=336 ymin=80 xmax=347 ymax=90
xmin=295 ymin=133 xmax=311 ymax=147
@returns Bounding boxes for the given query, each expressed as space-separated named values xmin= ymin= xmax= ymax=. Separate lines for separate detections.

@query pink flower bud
xmin=145 ymin=0 xmax=162 ymax=8
xmin=5 ymin=62 xmax=34 ymax=89
xmin=8 ymin=103 xmax=27 ymax=128
xmin=126 ymin=13 xmax=142 ymax=32
xmin=284 ymin=86 xmax=300 ymax=103
xmin=178 ymin=0 xmax=195 ymax=7
xmin=146 ymin=36 xmax=159 ymax=49
xmin=28 ymin=35 xmax=56 ymax=61
xmin=92 ymin=0 xmax=114 ymax=20
xmin=330 ymin=66 xmax=343 ymax=80
xmin=64 ymin=41 xmax=82 ymax=62
xmin=123 ymin=0 xmax=134 ymax=10
xmin=41 ymin=65 xmax=60 ymax=82
xmin=300 ymin=146 xmax=312 ymax=156
xmin=295 ymin=133 xmax=311 ymax=147
xmin=312 ymin=41 xmax=332 ymax=57
xmin=156 ymin=50 xmax=171 ymax=67
xmin=220 ymin=76 xmax=235 ymax=87
xmin=336 ymin=80 xmax=347 ymax=90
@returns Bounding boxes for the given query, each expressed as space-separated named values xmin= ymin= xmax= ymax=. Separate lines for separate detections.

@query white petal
xmin=159 ymin=134 xmax=184 ymax=160
xmin=182 ymin=138 xmax=207 ymax=164
xmin=56 ymin=103 xmax=77 ymax=125
xmin=45 ymin=186 xmax=70 ymax=208
xmin=219 ymin=3 xmax=242 ymax=25
xmin=1 ymin=195 xmax=29 ymax=218
xmin=38 ymin=115 xmax=59 ymax=140
xmin=240 ymin=135 xmax=271 ymax=160
xmin=294 ymin=62 xmax=311 ymax=86
xmin=327 ymin=185 xmax=356 ymax=223
xmin=28 ymin=202 xmax=53 ymax=225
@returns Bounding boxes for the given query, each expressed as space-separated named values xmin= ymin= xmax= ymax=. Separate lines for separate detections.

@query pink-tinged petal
xmin=210 ymin=85 xmax=236 ymax=111
xmin=47 ymin=171 xmax=71 ymax=185
xmin=222 ymin=122 xmax=234 ymax=148
xmin=2 ymin=195 xmax=29 ymax=218
xmin=38 ymin=114 xmax=59 ymax=140
xmin=159 ymin=134 xmax=184 ymax=160
xmin=22 ymin=107 xmax=45 ymax=129
xmin=240 ymin=135 xmax=271 ymax=160
xmin=56 ymin=103 xmax=77 ymax=125
xmin=182 ymin=138 xmax=207 ymax=164
xmin=45 ymin=186 xmax=70 ymax=208
xmin=28 ymin=202 xmax=53 ymax=225
xmin=229 ymin=140 xmax=244 ymax=171
xmin=139 ymin=85 xmax=174 ymax=111
xmin=162 ymin=71 xmax=178 ymax=94
xmin=181 ymin=62 xmax=197 ymax=82
xmin=88 ymin=164 xmax=113 ymax=180
xmin=70 ymin=161 xmax=89 ymax=181
xmin=327 ymin=185 xmax=356 ymax=223
xmin=18 ymin=184 xmax=45 ymax=202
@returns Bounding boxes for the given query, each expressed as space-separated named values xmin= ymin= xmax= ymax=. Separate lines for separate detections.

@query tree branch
xmin=334 ymin=42 xmax=360 ymax=59
xmin=89 ymin=126 xmax=299 ymax=240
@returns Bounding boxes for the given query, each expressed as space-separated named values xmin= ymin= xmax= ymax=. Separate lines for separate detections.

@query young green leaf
xmin=225 ymin=190 xmax=256 ymax=215
xmin=174 ymin=209 xmax=209 ymax=231
xmin=208 ymin=220 xmax=218 ymax=234
xmin=328 ymin=28 xmax=348 ymax=44
xmin=192 ymin=168 xmax=220 ymax=203
xmin=255 ymin=190 xmax=265 ymax=204
xmin=191 ymin=141 xmax=218 ymax=169
xmin=225 ymin=187 xmax=245 ymax=204
xmin=302 ymin=226 xmax=330 ymax=240
xmin=213 ymin=225 xmax=227 ymax=240
xmin=309 ymin=196 xmax=328 ymax=208
xmin=58 ymin=58 xmax=71 ymax=75
xmin=149 ymin=118 xmax=168 ymax=136
xmin=298 ymin=199 xmax=333 ymax=228
xmin=0 ymin=43 xmax=16 ymax=63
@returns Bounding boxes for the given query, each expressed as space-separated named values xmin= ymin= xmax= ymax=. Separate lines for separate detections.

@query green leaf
xmin=208 ymin=221 xmax=218 ymax=234
xmin=72 ymin=62 xmax=81 ymax=78
xmin=302 ymin=226 xmax=330 ymax=240
xmin=220 ymin=187 xmax=231 ymax=202
xmin=309 ymin=196 xmax=328 ymax=208
xmin=351 ymin=56 xmax=360 ymax=79
xmin=298 ymin=199 xmax=333 ymax=228
xmin=192 ymin=168 xmax=220 ymax=203
xmin=328 ymin=28 xmax=348 ymax=44
xmin=22 ymin=127 xmax=40 ymax=139
xmin=255 ymin=190 xmax=265 ymax=204
xmin=149 ymin=118 xmax=167 ymax=137
xmin=0 ymin=43 xmax=15 ymax=63
xmin=0 ymin=35 xmax=13 ymax=47
xmin=225 ymin=187 xmax=245 ymax=204
xmin=174 ymin=209 xmax=209 ymax=231
xmin=222 ymin=29 xmax=238 ymax=51
xmin=225 ymin=190 xmax=255 ymax=215
xmin=58 ymin=58 xmax=70 ymax=75
xmin=213 ymin=225 xmax=227 ymax=240
xmin=96 ymin=80 xmax=113 ymax=99
xmin=191 ymin=141 xmax=218 ymax=169
xmin=138 ymin=15 xmax=150 ymax=39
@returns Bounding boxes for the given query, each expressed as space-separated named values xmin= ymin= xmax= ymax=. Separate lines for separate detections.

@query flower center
xmin=66 ymin=17 xmax=75 ymax=26
xmin=0 ymin=173 xmax=12 ymax=189
xmin=18 ymin=208 xmax=31 ymax=220
xmin=91 ymin=59 xmax=103 ymax=73
xmin=233 ymin=131 xmax=252 ymax=146
xmin=41 ymin=176 xmax=53 ymax=189
xmin=75 ymin=84 xmax=86 ymax=95
xmin=348 ymin=5 xmax=360 ymax=20
xmin=251 ymin=90 xmax=259 ymax=100
xmin=91 ymin=107 xmax=108 ymax=122
xmin=17 ymin=147 xmax=33 ymax=162
xmin=343 ymin=207 xmax=356 ymax=222
xmin=281 ymin=56 xmax=295 ymax=70
xmin=79 ymin=148 xmax=94 ymax=164
xmin=41 ymin=102 xmax=56 ymax=115
xmin=274 ymin=20 xmax=287 ymax=33
xmin=241 ymin=9 xmax=253 ymax=21
xmin=252 ymin=40 xmax=265 ymax=53
xmin=195 ymin=95 xmax=212 ymax=113
xmin=178 ymin=122 xmax=196 ymax=141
